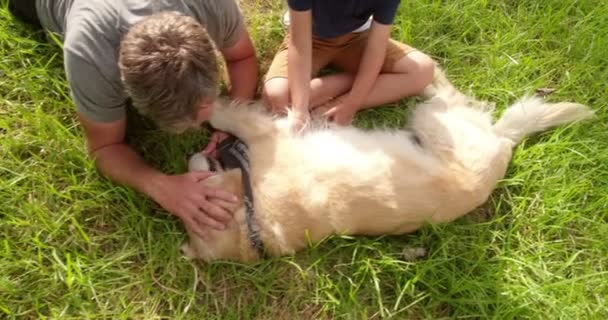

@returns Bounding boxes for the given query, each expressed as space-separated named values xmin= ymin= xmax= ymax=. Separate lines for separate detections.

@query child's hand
xmin=290 ymin=108 xmax=311 ymax=133
xmin=323 ymin=101 xmax=358 ymax=126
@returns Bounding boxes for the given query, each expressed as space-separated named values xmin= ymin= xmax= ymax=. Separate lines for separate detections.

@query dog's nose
xmin=188 ymin=152 xmax=211 ymax=172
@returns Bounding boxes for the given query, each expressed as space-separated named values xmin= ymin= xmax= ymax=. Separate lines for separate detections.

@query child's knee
xmin=394 ymin=51 xmax=433 ymax=75
xmin=263 ymin=77 xmax=290 ymax=113
xmin=408 ymin=52 xmax=435 ymax=85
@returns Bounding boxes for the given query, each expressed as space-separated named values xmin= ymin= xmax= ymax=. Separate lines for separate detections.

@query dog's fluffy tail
xmin=494 ymin=96 xmax=594 ymax=145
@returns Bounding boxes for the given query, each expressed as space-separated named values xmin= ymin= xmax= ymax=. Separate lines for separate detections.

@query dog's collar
xmin=215 ymin=135 xmax=266 ymax=258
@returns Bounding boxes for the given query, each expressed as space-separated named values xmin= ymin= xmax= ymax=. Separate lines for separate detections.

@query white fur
xmin=181 ymin=73 xmax=594 ymax=263
xmin=188 ymin=152 xmax=210 ymax=172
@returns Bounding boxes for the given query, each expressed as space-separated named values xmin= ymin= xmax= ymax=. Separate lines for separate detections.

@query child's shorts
xmin=264 ymin=30 xmax=417 ymax=82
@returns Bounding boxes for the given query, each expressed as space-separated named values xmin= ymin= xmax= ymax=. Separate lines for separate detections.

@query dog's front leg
xmin=210 ymin=102 xmax=277 ymax=144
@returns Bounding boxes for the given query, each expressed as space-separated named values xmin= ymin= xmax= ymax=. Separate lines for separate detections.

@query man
xmin=9 ymin=0 xmax=258 ymax=238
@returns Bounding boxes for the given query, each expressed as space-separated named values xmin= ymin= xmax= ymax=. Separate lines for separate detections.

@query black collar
xmin=215 ymin=136 xmax=265 ymax=257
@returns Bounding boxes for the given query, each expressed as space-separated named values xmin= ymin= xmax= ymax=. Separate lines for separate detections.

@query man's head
xmin=119 ymin=11 xmax=219 ymax=133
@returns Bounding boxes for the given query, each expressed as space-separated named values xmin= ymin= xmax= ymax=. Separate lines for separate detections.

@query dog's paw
xmin=401 ymin=247 xmax=427 ymax=261
xmin=188 ymin=152 xmax=211 ymax=172
xmin=180 ymin=241 xmax=196 ymax=260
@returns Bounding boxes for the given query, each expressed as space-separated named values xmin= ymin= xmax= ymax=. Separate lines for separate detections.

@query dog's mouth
xmin=207 ymin=157 xmax=224 ymax=172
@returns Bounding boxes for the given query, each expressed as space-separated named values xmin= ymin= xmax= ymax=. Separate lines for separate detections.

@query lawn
xmin=1 ymin=0 xmax=607 ymax=318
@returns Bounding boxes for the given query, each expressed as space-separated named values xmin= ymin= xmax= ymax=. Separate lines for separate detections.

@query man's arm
xmin=78 ymin=114 xmax=237 ymax=238
xmin=221 ymin=26 xmax=258 ymax=101
xmin=79 ymin=114 xmax=160 ymax=196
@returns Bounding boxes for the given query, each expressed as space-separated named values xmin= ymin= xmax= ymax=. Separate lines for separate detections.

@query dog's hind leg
xmin=421 ymin=65 xmax=455 ymax=99
xmin=210 ymin=100 xmax=278 ymax=144
xmin=422 ymin=65 xmax=494 ymax=112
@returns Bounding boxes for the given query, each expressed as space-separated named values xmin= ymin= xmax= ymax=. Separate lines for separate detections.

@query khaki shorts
xmin=264 ymin=30 xmax=417 ymax=82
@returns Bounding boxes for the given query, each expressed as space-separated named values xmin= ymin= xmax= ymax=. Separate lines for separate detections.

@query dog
xmin=181 ymin=69 xmax=594 ymax=263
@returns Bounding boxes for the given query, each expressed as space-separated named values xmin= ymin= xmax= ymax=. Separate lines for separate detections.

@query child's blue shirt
xmin=287 ymin=0 xmax=401 ymax=39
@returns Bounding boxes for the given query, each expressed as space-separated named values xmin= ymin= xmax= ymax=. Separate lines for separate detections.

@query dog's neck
xmin=216 ymin=136 xmax=266 ymax=258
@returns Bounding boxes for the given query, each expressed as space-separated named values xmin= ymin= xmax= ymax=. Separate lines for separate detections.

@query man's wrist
xmin=140 ymin=171 xmax=168 ymax=202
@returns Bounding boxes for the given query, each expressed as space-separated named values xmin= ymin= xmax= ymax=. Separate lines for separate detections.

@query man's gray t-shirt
xmin=35 ymin=0 xmax=244 ymax=123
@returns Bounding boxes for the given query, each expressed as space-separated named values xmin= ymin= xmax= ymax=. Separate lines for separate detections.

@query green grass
xmin=1 ymin=0 xmax=607 ymax=318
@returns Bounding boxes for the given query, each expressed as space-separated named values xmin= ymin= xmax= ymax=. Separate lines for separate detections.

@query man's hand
xmin=150 ymin=171 xmax=238 ymax=240
xmin=202 ymin=131 xmax=230 ymax=158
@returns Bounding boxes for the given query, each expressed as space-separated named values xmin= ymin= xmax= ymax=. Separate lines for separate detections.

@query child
xmin=263 ymin=0 xmax=435 ymax=127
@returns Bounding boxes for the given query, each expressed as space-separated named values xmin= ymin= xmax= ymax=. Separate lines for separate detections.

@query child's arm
xmin=287 ymin=8 xmax=313 ymax=126
xmin=341 ymin=22 xmax=392 ymax=114
xmin=348 ymin=22 xmax=391 ymax=106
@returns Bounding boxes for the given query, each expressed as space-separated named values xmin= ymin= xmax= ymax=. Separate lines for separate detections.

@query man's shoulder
xmin=184 ymin=0 xmax=244 ymax=48
xmin=62 ymin=1 xmax=121 ymax=54
xmin=61 ymin=1 xmax=127 ymax=124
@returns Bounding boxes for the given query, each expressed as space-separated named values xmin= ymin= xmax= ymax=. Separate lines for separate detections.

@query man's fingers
xmin=198 ymin=202 xmax=230 ymax=230
xmin=184 ymin=215 xmax=209 ymax=240
xmin=203 ymin=186 xmax=238 ymax=203
xmin=200 ymin=204 xmax=232 ymax=225
xmin=189 ymin=170 xmax=215 ymax=182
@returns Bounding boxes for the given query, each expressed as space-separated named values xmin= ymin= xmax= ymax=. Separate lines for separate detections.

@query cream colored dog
xmin=182 ymin=71 xmax=593 ymax=263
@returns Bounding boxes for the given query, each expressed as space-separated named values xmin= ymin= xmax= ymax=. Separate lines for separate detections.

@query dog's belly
xmin=250 ymin=122 xmax=498 ymax=255
xmin=253 ymin=161 xmax=449 ymax=247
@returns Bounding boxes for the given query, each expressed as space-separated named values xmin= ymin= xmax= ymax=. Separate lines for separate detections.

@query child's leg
xmin=262 ymin=42 xmax=291 ymax=113
xmin=264 ymin=74 xmax=354 ymax=113
xmin=330 ymin=37 xmax=435 ymax=109
xmin=262 ymin=35 xmax=357 ymax=113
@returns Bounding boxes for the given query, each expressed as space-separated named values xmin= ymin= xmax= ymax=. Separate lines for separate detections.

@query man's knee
xmin=262 ymin=77 xmax=290 ymax=113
